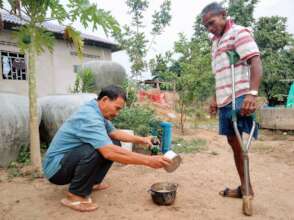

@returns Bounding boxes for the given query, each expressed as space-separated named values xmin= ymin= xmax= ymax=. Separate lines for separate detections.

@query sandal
xmin=219 ymin=186 xmax=243 ymax=199
xmin=61 ymin=197 xmax=98 ymax=212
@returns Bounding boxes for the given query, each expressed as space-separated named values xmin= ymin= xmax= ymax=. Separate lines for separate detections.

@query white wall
xmin=0 ymin=30 xmax=113 ymax=97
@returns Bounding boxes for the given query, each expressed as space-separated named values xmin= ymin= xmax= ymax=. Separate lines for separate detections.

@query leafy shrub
xmin=112 ymin=104 xmax=160 ymax=136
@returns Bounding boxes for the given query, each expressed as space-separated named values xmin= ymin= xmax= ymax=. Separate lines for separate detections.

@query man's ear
xmin=101 ymin=96 xmax=109 ymax=102
xmin=221 ymin=10 xmax=227 ymax=19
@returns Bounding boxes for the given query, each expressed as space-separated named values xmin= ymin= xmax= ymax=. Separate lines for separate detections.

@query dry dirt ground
xmin=0 ymin=126 xmax=293 ymax=220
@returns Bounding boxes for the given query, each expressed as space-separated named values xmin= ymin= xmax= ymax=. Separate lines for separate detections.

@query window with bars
xmin=1 ymin=51 xmax=27 ymax=80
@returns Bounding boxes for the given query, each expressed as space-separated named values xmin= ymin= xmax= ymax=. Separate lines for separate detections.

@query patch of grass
xmin=7 ymin=144 xmax=47 ymax=179
xmin=171 ymin=138 xmax=207 ymax=153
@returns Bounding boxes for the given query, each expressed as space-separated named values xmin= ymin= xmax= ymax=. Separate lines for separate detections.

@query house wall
xmin=0 ymin=30 xmax=28 ymax=95
xmin=0 ymin=30 xmax=113 ymax=97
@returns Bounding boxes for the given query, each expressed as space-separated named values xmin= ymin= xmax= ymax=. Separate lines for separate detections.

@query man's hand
xmin=147 ymin=155 xmax=172 ymax=169
xmin=141 ymin=136 xmax=153 ymax=147
xmin=240 ymin=94 xmax=257 ymax=116
xmin=209 ymin=97 xmax=218 ymax=116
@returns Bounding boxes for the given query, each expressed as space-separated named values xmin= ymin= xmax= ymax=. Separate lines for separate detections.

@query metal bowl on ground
xmin=148 ymin=182 xmax=178 ymax=205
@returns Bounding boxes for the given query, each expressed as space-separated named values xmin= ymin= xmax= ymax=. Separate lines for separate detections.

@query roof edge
xmin=1 ymin=11 xmax=121 ymax=52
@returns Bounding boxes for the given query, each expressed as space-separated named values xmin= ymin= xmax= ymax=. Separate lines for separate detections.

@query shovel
xmin=226 ymin=51 xmax=256 ymax=216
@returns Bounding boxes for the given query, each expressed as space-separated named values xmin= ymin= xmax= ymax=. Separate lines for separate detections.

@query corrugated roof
xmin=1 ymin=11 xmax=120 ymax=52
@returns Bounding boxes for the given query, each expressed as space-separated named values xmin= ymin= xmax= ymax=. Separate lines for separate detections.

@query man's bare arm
xmin=109 ymin=130 xmax=152 ymax=146
xmin=98 ymin=144 xmax=171 ymax=169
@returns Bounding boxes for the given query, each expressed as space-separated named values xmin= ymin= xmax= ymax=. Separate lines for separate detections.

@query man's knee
xmin=78 ymin=144 xmax=105 ymax=165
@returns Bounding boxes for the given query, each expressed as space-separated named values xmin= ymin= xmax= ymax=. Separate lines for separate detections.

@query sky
xmin=77 ymin=0 xmax=294 ymax=79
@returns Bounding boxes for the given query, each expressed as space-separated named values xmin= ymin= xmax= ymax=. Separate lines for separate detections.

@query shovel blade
xmin=242 ymin=195 xmax=253 ymax=216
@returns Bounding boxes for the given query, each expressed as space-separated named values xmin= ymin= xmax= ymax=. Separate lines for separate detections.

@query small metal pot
xmin=148 ymin=182 xmax=178 ymax=205
xmin=163 ymin=151 xmax=182 ymax=173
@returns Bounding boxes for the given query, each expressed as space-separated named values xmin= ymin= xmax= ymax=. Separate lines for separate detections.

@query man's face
xmin=202 ymin=12 xmax=226 ymax=37
xmin=100 ymin=96 xmax=125 ymax=120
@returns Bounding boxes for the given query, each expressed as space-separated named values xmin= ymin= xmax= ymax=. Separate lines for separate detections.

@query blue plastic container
xmin=160 ymin=122 xmax=173 ymax=153
xmin=286 ymin=82 xmax=294 ymax=108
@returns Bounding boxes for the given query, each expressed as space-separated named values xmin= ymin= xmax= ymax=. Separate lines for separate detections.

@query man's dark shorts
xmin=218 ymin=96 xmax=258 ymax=139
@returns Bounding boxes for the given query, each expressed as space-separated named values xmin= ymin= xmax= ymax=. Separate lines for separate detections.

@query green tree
xmin=254 ymin=16 xmax=294 ymax=105
xmin=0 ymin=0 xmax=120 ymax=172
xmin=116 ymin=0 xmax=171 ymax=78
xmin=149 ymin=54 xmax=169 ymax=77
xmin=226 ymin=0 xmax=258 ymax=27
xmin=192 ymin=15 xmax=210 ymax=45
xmin=173 ymin=33 xmax=214 ymax=133
xmin=149 ymin=52 xmax=176 ymax=81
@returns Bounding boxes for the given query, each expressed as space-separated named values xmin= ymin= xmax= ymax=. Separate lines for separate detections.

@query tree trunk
xmin=180 ymin=102 xmax=185 ymax=134
xmin=173 ymin=80 xmax=176 ymax=111
xmin=28 ymin=32 xmax=42 ymax=172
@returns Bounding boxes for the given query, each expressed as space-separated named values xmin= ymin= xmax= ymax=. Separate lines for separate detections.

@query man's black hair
xmin=97 ymin=85 xmax=127 ymax=101
xmin=201 ymin=2 xmax=225 ymax=17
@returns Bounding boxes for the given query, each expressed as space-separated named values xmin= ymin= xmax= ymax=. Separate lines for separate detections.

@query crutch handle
xmin=226 ymin=51 xmax=240 ymax=65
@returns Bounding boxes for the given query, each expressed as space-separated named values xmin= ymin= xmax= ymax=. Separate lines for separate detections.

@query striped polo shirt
xmin=211 ymin=19 xmax=260 ymax=107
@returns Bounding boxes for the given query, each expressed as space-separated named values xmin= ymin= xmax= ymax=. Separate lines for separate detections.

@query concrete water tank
xmin=0 ymin=93 xmax=41 ymax=167
xmin=81 ymin=61 xmax=127 ymax=92
xmin=39 ymin=93 xmax=97 ymax=144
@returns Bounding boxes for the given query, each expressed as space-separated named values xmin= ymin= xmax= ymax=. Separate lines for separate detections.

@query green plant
xmin=72 ymin=68 xmax=96 ymax=93
xmin=112 ymin=104 xmax=159 ymax=136
xmin=7 ymin=145 xmax=30 ymax=178
xmin=172 ymin=138 xmax=207 ymax=153
xmin=17 ymin=145 xmax=31 ymax=164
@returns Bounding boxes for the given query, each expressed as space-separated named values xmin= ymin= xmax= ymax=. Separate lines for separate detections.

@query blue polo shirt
xmin=43 ymin=99 xmax=116 ymax=179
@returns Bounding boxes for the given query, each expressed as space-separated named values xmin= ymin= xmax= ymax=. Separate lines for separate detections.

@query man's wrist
xmin=248 ymin=90 xmax=258 ymax=96
xmin=141 ymin=137 xmax=148 ymax=144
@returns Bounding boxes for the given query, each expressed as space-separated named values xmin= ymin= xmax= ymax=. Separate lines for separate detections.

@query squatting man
xmin=43 ymin=85 xmax=172 ymax=212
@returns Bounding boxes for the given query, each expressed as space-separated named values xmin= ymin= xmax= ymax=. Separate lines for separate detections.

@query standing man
xmin=43 ymin=85 xmax=171 ymax=212
xmin=201 ymin=2 xmax=262 ymax=198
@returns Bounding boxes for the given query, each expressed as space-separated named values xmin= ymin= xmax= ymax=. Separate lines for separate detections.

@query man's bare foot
xmin=61 ymin=192 xmax=97 ymax=212
xmin=92 ymin=182 xmax=110 ymax=191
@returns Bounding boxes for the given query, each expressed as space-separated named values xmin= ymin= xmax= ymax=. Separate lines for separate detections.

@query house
xmin=0 ymin=12 xmax=120 ymax=97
